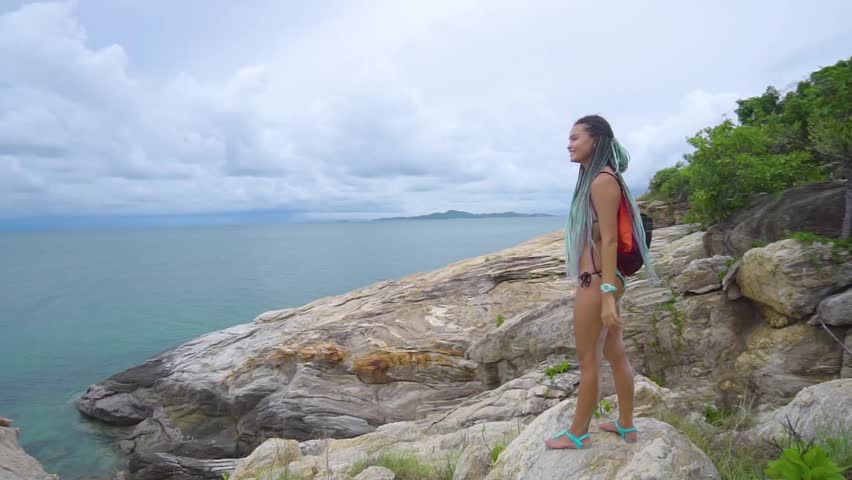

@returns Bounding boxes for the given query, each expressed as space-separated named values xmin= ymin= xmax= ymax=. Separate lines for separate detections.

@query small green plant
xmin=490 ymin=444 xmax=506 ymax=463
xmin=544 ymin=361 xmax=572 ymax=380
xmin=221 ymin=474 xmax=230 ymax=480
xmin=788 ymin=231 xmax=852 ymax=256
xmin=663 ymin=295 xmax=685 ymax=353
xmin=647 ymin=370 xmax=666 ymax=387
xmin=648 ymin=313 xmax=664 ymax=353
xmin=703 ymin=405 xmax=725 ymax=426
xmin=593 ymin=399 xmax=613 ymax=419
xmin=751 ymin=241 xmax=769 ymax=249
xmin=702 ymin=405 xmax=751 ymax=430
xmin=764 ymin=443 xmax=845 ymax=480
xmin=496 ymin=314 xmax=504 ymax=327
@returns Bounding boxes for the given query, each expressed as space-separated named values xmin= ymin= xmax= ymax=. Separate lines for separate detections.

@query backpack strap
xmin=589 ymin=170 xmax=621 ymax=222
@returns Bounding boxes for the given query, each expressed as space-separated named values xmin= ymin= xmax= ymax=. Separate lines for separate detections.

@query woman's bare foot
xmin=543 ymin=430 xmax=592 ymax=449
xmin=599 ymin=421 xmax=638 ymax=443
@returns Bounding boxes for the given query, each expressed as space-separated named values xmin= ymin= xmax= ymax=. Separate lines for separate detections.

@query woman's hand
xmin=601 ymin=294 xmax=622 ymax=329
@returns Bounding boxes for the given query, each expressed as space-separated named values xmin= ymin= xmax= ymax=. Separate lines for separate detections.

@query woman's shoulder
xmin=591 ymin=168 xmax=619 ymax=187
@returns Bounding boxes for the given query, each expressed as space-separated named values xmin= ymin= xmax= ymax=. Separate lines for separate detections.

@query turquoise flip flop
xmin=613 ymin=420 xmax=638 ymax=443
xmin=548 ymin=429 xmax=590 ymax=449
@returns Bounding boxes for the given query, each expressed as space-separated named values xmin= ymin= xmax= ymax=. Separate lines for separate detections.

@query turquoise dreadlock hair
xmin=564 ymin=115 xmax=658 ymax=282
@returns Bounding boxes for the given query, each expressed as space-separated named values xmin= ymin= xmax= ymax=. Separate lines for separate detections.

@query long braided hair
xmin=564 ymin=115 xmax=657 ymax=281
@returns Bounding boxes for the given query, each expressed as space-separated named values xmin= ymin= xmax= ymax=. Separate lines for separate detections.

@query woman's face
xmin=567 ymin=124 xmax=596 ymax=165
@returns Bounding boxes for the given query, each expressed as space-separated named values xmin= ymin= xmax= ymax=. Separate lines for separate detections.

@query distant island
xmin=371 ymin=210 xmax=555 ymax=221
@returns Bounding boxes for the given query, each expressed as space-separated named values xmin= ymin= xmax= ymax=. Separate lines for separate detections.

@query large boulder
xmin=703 ymin=180 xmax=845 ymax=257
xmin=77 ymin=384 xmax=153 ymax=426
xmin=808 ymin=287 xmax=852 ymax=327
xmin=623 ymin=287 xmax=758 ymax=406
xmin=127 ymin=452 xmax=239 ymax=480
xmin=674 ymin=256 xmax=733 ymax=295
xmin=638 ymin=225 xmax=705 ymax=280
xmin=466 ymin=295 xmax=576 ymax=386
xmin=638 ymin=199 xmax=678 ymax=228
xmin=483 ymin=397 xmax=719 ymax=480
xmin=738 ymin=378 xmax=852 ymax=444
xmin=452 ymin=441 xmax=492 ymax=480
xmin=738 ymin=239 xmax=852 ymax=327
xmin=230 ymin=438 xmax=302 ymax=479
xmin=0 ymin=426 xmax=59 ymax=480
xmin=733 ymin=323 xmax=844 ymax=405
xmin=420 ymin=369 xmax=578 ymax=436
xmin=120 ymin=407 xmax=228 ymax=459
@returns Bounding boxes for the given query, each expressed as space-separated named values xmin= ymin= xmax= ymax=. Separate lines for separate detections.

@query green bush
xmin=764 ymin=443 xmax=845 ymax=480
xmin=647 ymin=164 xmax=690 ymax=203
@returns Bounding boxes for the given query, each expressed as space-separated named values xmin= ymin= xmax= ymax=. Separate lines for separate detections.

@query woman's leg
xmin=600 ymin=293 xmax=638 ymax=442
xmin=544 ymin=274 xmax=605 ymax=449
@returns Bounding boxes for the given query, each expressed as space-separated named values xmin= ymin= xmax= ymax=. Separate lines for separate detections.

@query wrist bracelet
xmin=600 ymin=283 xmax=617 ymax=293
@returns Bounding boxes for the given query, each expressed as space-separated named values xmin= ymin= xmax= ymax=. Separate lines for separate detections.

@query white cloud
xmin=1 ymin=0 xmax=850 ymax=222
xmin=623 ymin=90 xmax=741 ymax=187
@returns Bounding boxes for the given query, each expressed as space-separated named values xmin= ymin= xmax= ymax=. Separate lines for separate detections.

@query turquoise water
xmin=0 ymin=217 xmax=565 ymax=479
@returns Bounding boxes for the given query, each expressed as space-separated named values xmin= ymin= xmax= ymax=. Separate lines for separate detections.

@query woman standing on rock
xmin=545 ymin=115 xmax=657 ymax=449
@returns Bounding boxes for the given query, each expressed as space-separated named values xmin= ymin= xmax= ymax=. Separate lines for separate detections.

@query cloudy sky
xmin=1 ymin=0 xmax=850 ymax=227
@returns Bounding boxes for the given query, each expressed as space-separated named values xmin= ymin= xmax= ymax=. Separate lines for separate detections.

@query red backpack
xmin=594 ymin=172 xmax=653 ymax=277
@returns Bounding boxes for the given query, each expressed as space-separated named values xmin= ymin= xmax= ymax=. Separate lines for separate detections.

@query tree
xmin=806 ymin=58 xmax=852 ymax=238
xmin=735 ymin=86 xmax=783 ymax=126
xmin=682 ymin=120 xmax=821 ymax=225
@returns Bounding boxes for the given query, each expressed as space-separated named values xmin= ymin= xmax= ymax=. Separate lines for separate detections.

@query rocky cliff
xmin=76 ymin=182 xmax=851 ymax=480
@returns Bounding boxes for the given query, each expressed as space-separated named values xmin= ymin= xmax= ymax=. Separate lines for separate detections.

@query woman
xmin=544 ymin=115 xmax=656 ymax=450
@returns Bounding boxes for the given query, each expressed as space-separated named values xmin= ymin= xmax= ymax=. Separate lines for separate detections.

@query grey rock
xmin=354 ymin=466 xmax=396 ymax=480
xmin=738 ymin=239 xmax=852 ymax=326
xmin=703 ymin=181 xmax=845 ymax=257
xmin=738 ymin=378 xmax=852 ymax=443
xmin=0 ymin=426 xmax=59 ymax=480
xmin=674 ymin=255 xmax=733 ymax=294
xmin=128 ymin=452 xmax=239 ymax=480
xmin=77 ymin=384 xmax=152 ymax=426
xmin=808 ymin=288 xmax=852 ymax=327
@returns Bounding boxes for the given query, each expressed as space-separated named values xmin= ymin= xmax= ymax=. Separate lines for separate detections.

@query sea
xmin=0 ymin=216 xmax=566 ymax=479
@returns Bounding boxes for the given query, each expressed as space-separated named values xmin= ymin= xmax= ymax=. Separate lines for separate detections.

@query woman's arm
xmin=590 ymin=172 xmax=622 ymax=327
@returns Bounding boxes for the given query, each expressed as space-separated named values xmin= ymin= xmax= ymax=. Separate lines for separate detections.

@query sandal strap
xmin=553 ymin=429 xmax=589 ymax=448
xmin=553 ymin=430 xmax=589 ymax=448
xmin=615 ymin=420 xmax=637 ymax=436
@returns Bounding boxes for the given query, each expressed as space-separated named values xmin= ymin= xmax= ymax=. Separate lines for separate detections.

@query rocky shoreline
xmin=5 ymin=181 xmax=848 ymax=480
